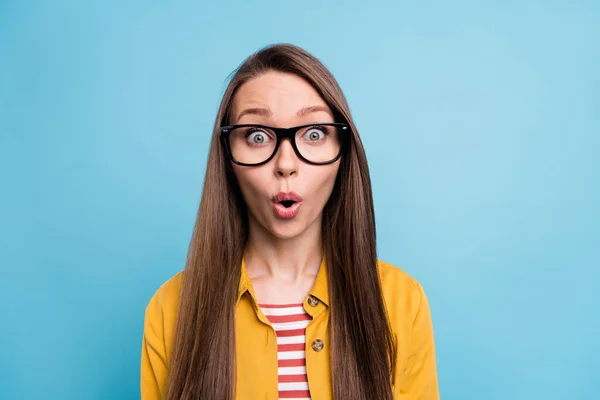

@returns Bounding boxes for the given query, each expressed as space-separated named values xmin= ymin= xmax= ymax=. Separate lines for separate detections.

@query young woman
xmin=141 ymin=43 xmax=439 ymax=400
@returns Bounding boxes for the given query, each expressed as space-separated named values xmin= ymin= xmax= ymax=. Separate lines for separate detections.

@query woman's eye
xmin=303 ymin=128 xmax=326 ymax=141
xmin=246 ymin=131 xmax=271 ymax=144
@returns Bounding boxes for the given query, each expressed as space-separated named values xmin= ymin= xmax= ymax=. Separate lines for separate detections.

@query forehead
xmin=231 ymin=71 xmax=331 ymax=124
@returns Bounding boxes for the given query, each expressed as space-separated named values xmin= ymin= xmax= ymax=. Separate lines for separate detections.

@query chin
xmin=266 ymin=221 xmax=308 ymax=240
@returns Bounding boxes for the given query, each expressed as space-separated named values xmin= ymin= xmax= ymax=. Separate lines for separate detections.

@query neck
xmin=243 ymin=212 xmax=323 ymax=282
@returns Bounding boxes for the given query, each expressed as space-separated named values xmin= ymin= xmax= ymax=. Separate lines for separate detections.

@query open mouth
xmin=279 ymin=200 xmax=296 ymax=208
xmin=272 ymin=192 xmax=303 ymax=215
xmin=272 ymin=192 xmax=303 ymax=219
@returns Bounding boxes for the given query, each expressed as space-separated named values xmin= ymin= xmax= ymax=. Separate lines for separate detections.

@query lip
xmin=273 ymin=201 xmax=302 ymax=219
xmin=272 ymin=191 xmax=303 ymax=203
xmin=272 ymin=191 xmax=303 ymax=219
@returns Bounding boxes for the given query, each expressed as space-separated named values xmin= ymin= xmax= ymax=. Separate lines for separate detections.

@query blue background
xmin=1 ymin=1 xmax=598 ymax=399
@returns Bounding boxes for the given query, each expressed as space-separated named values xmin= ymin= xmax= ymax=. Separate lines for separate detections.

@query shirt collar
xmin=310 ymin=256 xmax=329 ymax=306
xmin=237 ymin=258 xmax=251 ymax=301
xmin=237 ymin=256 xmax=329 ymax=306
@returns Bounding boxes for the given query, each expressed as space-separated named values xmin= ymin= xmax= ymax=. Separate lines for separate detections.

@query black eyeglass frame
xmin=219 ymin=122 xmax=350 ymax=167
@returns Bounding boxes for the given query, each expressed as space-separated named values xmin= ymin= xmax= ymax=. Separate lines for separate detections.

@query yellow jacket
xmin=141 ymin=258 xmax=439 ymax=399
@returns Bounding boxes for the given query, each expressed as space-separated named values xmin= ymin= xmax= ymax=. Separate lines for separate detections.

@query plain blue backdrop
xmin=1 ymin=0 xmax=599 ymax=399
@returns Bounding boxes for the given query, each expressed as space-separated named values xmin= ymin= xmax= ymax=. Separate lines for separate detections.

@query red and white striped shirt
xmin=259 ymin=303 xmax=313 ymax=400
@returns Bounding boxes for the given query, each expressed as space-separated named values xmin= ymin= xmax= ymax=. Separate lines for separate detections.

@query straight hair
xmin=164 ymin=43 xmax=396 ymax=400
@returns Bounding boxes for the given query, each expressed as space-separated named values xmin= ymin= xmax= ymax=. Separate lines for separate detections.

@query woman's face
xmin=230 ymin=71 xmax=341 ymax=240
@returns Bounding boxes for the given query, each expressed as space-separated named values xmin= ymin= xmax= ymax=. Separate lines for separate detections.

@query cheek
xmin=233 ymin=166 xmax=269 ymax=201
xmin=308 ymin=164 xmax=340 ymax=204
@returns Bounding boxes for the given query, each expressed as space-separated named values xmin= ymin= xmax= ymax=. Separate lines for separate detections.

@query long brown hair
xmin=165 ymin=43 xmax=396 ymax=400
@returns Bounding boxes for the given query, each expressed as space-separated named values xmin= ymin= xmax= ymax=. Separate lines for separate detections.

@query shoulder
xmin=377 ymin=259 xmax=423 ymax=296
xmin=144 ymin=271 xmax=184 ymax=322
xmin=376 ymin=259 xmax=427 ymax=325
xmin=143 ymin=271 xmax=184 ymax=363
xmin=141 ymin=272 xmax=184 ymax=394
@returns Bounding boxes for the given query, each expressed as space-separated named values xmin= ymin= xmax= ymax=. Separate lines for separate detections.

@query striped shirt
xmin=259 ymin=303 xmax=313 ymax=400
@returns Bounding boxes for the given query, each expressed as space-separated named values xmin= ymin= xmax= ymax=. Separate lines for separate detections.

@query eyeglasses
xmin=219 ymin=122 xmax=349 ymax=166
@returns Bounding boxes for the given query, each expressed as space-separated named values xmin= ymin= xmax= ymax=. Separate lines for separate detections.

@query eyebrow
xmin=297 ymin=105 xmax=332 ymax=118
xmin=236 ymin=105 xmax=332 ymax=122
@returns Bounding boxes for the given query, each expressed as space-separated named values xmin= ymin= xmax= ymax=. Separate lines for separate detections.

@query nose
xmin=274 ymin=138 xmax=298 ymax=177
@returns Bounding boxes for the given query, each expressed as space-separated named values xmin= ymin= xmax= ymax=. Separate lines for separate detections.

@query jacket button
xmin=308 ymin=295 xmax=319 ymax=307
xmin=312 ymin=339 xmax=324 ymax=352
